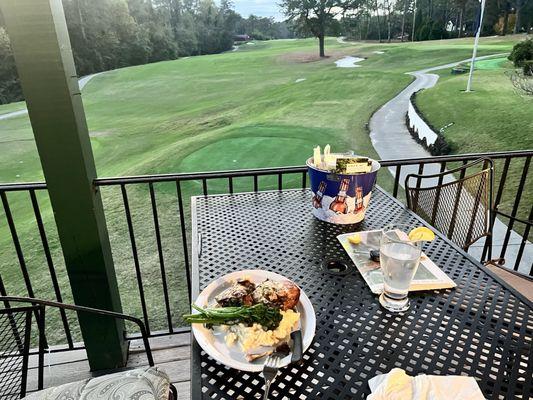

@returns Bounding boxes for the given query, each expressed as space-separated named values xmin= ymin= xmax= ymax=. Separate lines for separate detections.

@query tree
xmin=400 ymin=0 xmax=412 ymax=41
xmin=455 ymin=0 xmax=468 ymax=37
xmin=0 ymin=27 xmax=22 ymax=103
xmin=280 ymin=0 xmax=360 ymax=57
xmin=374 ymin=0 xmax=383 ymax=41
xmin=513 ymin=0 xmax=526 ymax=33
xmin=502 ymin=0 xmax=510 ymax=34
xmin=383 ymin=0 xmax=396 ymax=42
xmin=342 ymin=0 xmax=532 ymax=42
xmin=127 ymin=0 xmax=179 ymax=62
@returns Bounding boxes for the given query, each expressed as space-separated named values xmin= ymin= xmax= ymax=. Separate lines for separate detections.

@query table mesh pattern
xmin=0 ymin=309 xmax=31 ymax=400
xmin=193 ymin=189 xmax=532 ymax=400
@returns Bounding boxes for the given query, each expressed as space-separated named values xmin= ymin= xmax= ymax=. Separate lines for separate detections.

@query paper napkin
xmin=368 ymin=368 xmax=485 ymax=400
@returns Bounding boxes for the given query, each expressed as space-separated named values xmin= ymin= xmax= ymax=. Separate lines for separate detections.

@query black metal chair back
xmin=405 ymin=158 xmax=494 ymax=259
xmin=0 ymin=296 xmax=162 ymax=399
xmin=0 ymin=305 xmax=44 ymax=399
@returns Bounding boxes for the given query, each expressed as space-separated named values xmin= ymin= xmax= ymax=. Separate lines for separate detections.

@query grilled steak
xmin=215 ymin=279 xmax=256 ymax=307
xmin=252 ymin=280 xmax=300 ymax=311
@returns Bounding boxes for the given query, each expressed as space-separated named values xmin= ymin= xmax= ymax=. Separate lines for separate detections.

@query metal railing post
xmin=0 ymin=150 xmax=531 ymax=348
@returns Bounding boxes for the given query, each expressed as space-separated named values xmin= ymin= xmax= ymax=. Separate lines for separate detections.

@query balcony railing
xmin=0 ymin=150 xmax=531 ymax=351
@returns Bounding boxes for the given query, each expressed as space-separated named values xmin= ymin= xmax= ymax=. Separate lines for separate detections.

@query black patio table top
xmin=190 ymin=187 xmax=532 ymax=400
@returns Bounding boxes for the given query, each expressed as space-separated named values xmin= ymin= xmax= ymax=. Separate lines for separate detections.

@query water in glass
xmin=379 ymin=227 xmax=421 ymax=312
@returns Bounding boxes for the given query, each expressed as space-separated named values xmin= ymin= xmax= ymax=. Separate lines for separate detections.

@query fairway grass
xmin=0 ymin=35 xmax=523 ymax=344
xmin=416 ymin=59 xmax=532 ymax=237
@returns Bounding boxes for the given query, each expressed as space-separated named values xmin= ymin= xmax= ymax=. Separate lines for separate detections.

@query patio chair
xmin=404 ymin=158 xmax=532 ymax=299
xmin=0 ymin=296 xmax=178 ymax=400
xmin=405 ymin=158 xmax=495 ymax=256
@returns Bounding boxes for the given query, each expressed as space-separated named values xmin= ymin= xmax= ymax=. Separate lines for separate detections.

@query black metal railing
xmin=0 ymin=150 xmax=531 ymax=350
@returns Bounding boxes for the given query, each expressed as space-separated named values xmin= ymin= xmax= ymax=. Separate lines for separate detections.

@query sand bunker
xmin=373 ymin=51 xmax=385 ymax=54
xmin=295 ymin=78 xmax=306 ymax=83
xmin=335 ymin=56 xmax=364 ymax=68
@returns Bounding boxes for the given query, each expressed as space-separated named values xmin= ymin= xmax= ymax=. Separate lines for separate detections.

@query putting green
xmin=179 ymin=136 xmax=314 ymax=172
xmin=178 ymin=123 xmax=329 ymax=172
xmin=473 ymin=57 xmax=508 ymax=70
xmin=175 ymin=125 xmax=324 ymax=192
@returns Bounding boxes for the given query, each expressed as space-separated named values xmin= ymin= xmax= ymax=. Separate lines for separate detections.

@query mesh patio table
xmin=190 ymin=187 xmax=532 ymax=400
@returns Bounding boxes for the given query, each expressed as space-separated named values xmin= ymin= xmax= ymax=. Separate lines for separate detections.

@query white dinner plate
xmin=191 ymin=269 xmax=316 ymax=372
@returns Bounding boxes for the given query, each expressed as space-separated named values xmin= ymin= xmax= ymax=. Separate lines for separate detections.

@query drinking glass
xmin=379 ymin=225 xmax=422 ymax=313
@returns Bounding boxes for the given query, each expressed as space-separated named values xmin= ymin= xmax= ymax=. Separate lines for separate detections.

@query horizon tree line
xmin=0 ymin=0 xmax=293 ymax=104
xmin=282 ymin=0 xmax=532 ymax=55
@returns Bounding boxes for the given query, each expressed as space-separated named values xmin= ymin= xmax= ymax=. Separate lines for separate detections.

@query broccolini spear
xmin=183 ymin=303 xmax=283 ymax=330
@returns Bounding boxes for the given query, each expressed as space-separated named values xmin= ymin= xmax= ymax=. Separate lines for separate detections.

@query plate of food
xmin=184 ymin=270 xmax=316 ymax=372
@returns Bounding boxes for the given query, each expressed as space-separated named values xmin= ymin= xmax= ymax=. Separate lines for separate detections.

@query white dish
xmin=191 ymin=269 xmax=316 ymax=372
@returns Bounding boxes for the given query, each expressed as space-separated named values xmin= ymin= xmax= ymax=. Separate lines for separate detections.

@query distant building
xmin=234 ymin=34 xmax=251 ymax=42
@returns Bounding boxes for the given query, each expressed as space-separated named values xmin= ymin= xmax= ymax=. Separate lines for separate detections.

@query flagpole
xmin=466 ymin=0 xmax=487 ymax=92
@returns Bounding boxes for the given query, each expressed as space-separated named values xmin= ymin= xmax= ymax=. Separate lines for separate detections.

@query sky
xmin=222 ymin=1 xmax=284 ymax=21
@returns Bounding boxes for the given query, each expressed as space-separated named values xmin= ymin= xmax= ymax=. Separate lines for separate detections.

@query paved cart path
xmin=369 ymin=53 xmax=507 ymax=170
xmin=0 ymin=72 xmax=102 ymax=121
xmin=368 ymin=53 xmax=531 ymax=273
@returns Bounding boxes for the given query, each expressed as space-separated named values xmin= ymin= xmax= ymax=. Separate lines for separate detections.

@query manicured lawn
xmin=416 ymin=59 xmax=532 ymax=236
xmin=0 ymin=36 xmax=522 ymax=344
xmin=472 ymin=57 xmax=508 ymax=70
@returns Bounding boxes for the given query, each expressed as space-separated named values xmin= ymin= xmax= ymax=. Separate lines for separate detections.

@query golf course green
xmin=0 ymin=35 xmax=524 ymax=343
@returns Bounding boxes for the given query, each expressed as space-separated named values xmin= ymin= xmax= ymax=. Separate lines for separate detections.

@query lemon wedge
xmin=347 ymin=233 xmax=362 ymax=245
xmin=408 ymin=227 xmax=435 ymax=242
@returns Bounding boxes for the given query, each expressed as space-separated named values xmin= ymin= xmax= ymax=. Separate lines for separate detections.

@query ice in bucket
xmin=307 ymin=146 xmax=380 ymax=224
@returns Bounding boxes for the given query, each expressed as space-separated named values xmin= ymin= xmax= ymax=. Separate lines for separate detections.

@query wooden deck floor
xmin=26 ymin=333 xmax=191 ymax=399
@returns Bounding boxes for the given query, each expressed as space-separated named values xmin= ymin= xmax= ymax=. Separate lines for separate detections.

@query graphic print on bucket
xmin=307 ymin=157 xmax=380 ymax=224
xmin=329 ymin=178 xmax=350 ymax=214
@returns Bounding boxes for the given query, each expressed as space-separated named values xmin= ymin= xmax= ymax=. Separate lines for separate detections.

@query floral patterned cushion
xmin=23 ymin=366 xmax=171 ymax=400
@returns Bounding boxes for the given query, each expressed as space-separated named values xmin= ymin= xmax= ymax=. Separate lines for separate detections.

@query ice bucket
xmin=306 ymin=156 xmax=380 ymax=224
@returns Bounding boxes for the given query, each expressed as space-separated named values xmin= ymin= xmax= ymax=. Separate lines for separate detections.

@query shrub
xmin=523 ymin=60 xmax=533 ymax=76
xmin=508 ymin=39 xmax=533 ymax=68
xmin=451 ymin=63 xmax=469 ymax=74
xmin=430 ymin=136 xmax=451 ymax=156
xmin=251 ymin=31 xmax=271 ymax=41
xmin=509 ymin=70 xmax=533 ymax=95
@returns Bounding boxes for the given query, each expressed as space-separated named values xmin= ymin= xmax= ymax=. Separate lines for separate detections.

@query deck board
xmin=25 ymin=333 xmax=191 ymax=399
